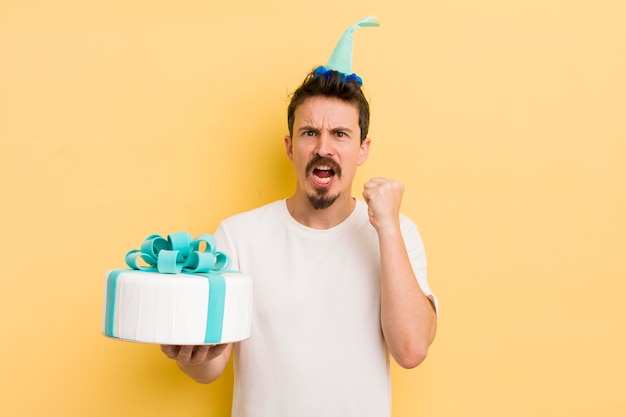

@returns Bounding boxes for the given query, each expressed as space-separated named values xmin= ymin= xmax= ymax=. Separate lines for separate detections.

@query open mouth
xmin=312 ymin=165 xmax=335 ymax=185
xmin=307 ymin=155 xmax=341 ymax=187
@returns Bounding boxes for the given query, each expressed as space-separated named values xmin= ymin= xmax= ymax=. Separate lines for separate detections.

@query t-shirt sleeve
xmin=400 ymin=214 xmax=439 ymax=315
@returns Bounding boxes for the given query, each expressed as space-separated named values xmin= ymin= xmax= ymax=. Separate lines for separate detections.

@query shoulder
xmin=213 ymin=200 xmax=286 ymax=264
xmin=218 ymin=200 xmax=286 ymax=236
xmin=221 ymin=200 xmax=285 ymax=227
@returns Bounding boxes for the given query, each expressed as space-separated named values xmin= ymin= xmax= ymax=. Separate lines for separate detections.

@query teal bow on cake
xmin=125 ymin=231 xmax=230 ymax=275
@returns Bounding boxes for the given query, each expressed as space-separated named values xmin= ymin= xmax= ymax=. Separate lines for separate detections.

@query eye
xmin=304 ymin=130 xmax=316 ymax=136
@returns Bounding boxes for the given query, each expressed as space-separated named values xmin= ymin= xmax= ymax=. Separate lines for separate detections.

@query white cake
xmin=103 ymin=270 xmax=252 ymax=344
xmin=102 ymin=231 xmax=252 ymax=345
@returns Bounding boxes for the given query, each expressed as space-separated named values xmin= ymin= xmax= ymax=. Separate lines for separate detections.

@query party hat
xmin=314 ymin=16 xmax=380 ymax=86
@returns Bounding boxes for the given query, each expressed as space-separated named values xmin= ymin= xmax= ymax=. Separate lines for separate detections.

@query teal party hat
xmin=314 ymin=16 xmax=380 ymax=86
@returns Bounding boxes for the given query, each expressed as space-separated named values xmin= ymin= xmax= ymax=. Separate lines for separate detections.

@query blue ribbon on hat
xmin=104 ymin=231 xmax=232 ymax=344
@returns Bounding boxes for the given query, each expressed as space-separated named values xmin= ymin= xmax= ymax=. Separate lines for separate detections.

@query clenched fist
xmin=362 ymin=177 xmax=404 ymax=232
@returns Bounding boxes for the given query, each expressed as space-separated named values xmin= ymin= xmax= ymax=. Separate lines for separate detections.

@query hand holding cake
xmin=160 ymin=344 xmax=229 ymax=364
xmin=161 ymin=344 xmax=233 ymax=384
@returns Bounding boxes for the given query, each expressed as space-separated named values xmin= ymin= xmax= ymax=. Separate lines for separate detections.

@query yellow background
xmin=1 ymin=1 xmax=624 ymax=416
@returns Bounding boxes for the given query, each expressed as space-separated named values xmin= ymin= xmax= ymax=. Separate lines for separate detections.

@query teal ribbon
xmin=104 ymin=231 xmax=231 ymax=343
xmin=125 ymin=231 xmax=231 ymax=274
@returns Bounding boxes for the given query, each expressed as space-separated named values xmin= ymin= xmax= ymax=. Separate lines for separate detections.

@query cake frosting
xmin=103 ymin=232 xmax=252 ymax=345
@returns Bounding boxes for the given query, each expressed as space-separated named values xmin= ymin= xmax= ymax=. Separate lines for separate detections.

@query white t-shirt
xmin=214 ymin=199 xmax=436 ymax=417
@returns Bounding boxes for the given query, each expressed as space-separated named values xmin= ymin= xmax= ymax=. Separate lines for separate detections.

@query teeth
xmin=311 ymin=164 xmax=335 ymax=185
xmin=313 ymin=175 xmax=332 ymax=184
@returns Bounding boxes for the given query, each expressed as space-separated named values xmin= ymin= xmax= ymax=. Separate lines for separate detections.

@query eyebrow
xmin=297 ymin=125 xmax=319 ymax=134
xmin=297 ymin=126 xmax=354 ymax=135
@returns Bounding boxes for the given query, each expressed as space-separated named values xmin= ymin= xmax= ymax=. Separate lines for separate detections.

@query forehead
xmin=293 ymin=96 xmax=359 ymax=128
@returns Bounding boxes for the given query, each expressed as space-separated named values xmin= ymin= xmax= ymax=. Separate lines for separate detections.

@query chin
xmin=307 ymin=190 xmax=339 ymax=210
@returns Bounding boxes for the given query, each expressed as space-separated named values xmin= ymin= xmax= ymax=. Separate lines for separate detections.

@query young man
xmin=161 ymin=68 xmax=438 ymax=417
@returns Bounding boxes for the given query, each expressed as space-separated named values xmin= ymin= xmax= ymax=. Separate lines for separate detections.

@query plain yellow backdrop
xmin=1 ymin=1 xmax=624 ymax=416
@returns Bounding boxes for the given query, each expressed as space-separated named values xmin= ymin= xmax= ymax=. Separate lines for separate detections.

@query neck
xmin=286 ymin=192 xmax=356 ymax=229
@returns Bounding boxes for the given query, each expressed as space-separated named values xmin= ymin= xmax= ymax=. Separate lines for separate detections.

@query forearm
xmin=378 ymin=223 xmax=437 ymax=369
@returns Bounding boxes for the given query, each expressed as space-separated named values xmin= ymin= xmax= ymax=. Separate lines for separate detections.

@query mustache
xmin=305 ymin=155 xmax=342 ymax=177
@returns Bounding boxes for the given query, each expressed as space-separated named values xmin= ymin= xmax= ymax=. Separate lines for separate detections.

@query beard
xmin=307 ymin=187 xmax=339 ymax=210
xmin=305 ymin=155 xmax=342 ymax=210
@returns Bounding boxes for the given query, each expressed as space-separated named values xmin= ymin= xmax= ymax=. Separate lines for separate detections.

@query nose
xmin=316 ymin=132 xmax=335 ymax=157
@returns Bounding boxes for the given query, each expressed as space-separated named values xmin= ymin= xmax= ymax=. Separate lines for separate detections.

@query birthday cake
xmin=103 ymin=232 xmax=252 ymax=345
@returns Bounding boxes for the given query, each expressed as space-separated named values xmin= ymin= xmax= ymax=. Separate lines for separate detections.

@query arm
xmin=160 ymin=343 xmax=233 ymax=384
xmin=363 ymin=178 xmax=437 ymax=369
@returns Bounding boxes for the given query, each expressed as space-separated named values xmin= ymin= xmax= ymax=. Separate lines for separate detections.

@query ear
xmin=357 ymin=137 xmax=371 ymax=166
xmin=284 ymin=135 xmax=294 ymax=161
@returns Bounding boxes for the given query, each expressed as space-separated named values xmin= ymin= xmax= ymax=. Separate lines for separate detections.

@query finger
xmin=363 ymin=179 xmax=379 ymax=190
xmin=364 ymin=179 xmax=390 ymax=193
xmin=189 ymin=345 xmax=212 ymax=364
xmin=160 ymin=344 xmax=180 ymax=359
xmin=207 ymin=344 xmax=229 ymax=360
xmin=365 ymin=177 xmax=387 ymax=186
xmin=363 ymin=184 xmax=382 ymax=201
xmin=177 ymin=345 xmax=195 ymax=363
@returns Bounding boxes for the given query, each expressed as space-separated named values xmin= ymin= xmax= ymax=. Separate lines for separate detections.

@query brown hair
xmin=287 ymin=69 xmax=370 ymax=144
